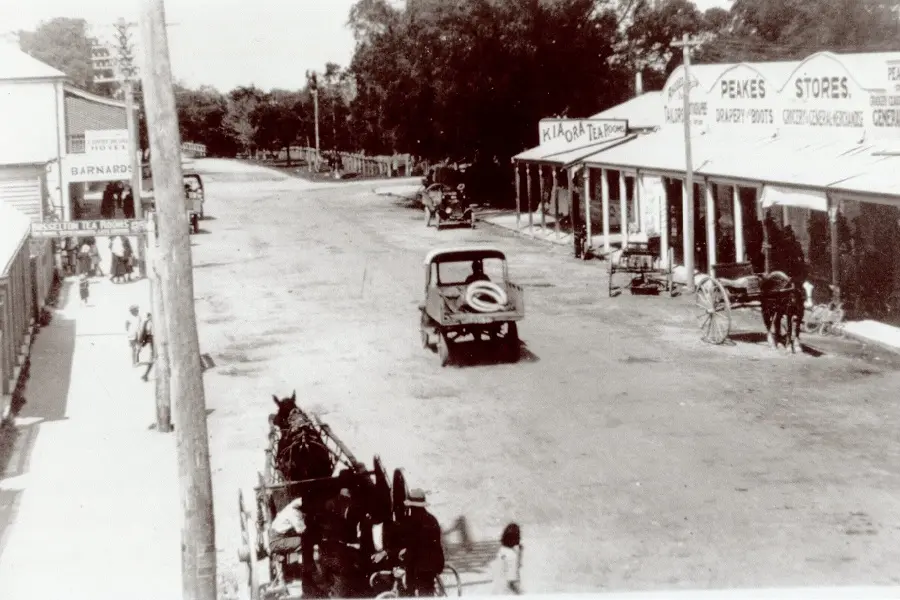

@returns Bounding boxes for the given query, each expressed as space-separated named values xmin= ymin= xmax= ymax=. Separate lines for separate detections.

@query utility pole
xmin=671 ymin=33 xmax=702 ymax=293
xmin=147 ymin=211 xmax=172 ymax=432
xmin=307 ymin=70 xmax=321 ymax=169
xmin=139 ymin=1 xmax=217 ymax=599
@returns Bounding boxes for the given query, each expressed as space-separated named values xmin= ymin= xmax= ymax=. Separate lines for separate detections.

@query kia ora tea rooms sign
xmin=537 ymin=118 xmax=629 ymax=154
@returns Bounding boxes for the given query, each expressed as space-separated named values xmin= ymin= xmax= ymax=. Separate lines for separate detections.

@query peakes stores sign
xmin=538 ymin=118 xmax=629 ymax=153
xmin=663 ymin=53 xmax=900 ymax=135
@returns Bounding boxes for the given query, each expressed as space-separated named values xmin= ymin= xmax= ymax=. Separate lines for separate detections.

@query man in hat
xmin=394 ymin=488 xmax=445 ymax=597
xmin=317 ymin=474 xmax=365 ymax=598
xmin=464 ymin=260 xmax=490 ymax=285
xmin=125 ymin=305 xmax=143 ymax=366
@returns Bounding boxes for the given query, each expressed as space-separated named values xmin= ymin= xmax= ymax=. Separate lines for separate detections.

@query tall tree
xmin=223 ymin=85 xmax=265 ymax=155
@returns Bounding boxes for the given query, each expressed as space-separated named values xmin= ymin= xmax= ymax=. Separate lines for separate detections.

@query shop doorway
xmin=665 ymin=178 xmax=706 ymax=271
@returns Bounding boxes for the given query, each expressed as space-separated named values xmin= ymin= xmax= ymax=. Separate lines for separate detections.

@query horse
xmin=269 ymin=393 xmax=335 ymax=484
xmin=760 ymin=274 xmax=806 ymax=354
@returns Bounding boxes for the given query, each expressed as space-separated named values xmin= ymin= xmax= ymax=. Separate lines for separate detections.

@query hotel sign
xmin=64 ymin=152 xmax=133 ymax=183
xmin=537 ymin=119 xmax=629 ymax=153
xmin=85 ymin=129 xmax=129 ymax=154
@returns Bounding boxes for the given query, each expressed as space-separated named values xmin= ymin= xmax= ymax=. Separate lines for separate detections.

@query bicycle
xmin=369 ymin=564 xmax=462 ymax=598
xmin=802 ymin=300 xmax=845 ymax=335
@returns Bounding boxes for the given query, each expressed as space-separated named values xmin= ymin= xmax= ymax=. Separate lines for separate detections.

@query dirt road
xmin=188 ymin=159 xmax=900 ymax=597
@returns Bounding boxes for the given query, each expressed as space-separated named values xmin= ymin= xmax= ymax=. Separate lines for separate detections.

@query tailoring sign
xmin=663 ymin=68 xmax=709 ymax=128
xmin=538 ymin=119 xmax=629 ymax=154
xmin=84 ymin=129 xmax=129 ymax=154
xmin=710 ymin=64 xmax=777 ymax=129
xmin=64 ymin=152 xmax=133 ymax=183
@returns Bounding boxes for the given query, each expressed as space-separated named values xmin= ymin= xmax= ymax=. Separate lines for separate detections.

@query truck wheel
xmin=504 ymin=322 xmax=519 ymax=363
xmin=437 ymin=333 xmax=451 ymax=366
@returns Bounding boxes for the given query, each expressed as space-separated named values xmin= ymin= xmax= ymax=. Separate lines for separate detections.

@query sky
xmin=1 ymin=0 xmax=731 ymax=93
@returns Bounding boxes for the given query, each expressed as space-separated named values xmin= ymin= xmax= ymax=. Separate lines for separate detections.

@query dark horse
xmin=269 ymin=392 xmax=335 ymax=484
xmin=760 ymin=274 xmax=806 ymax=354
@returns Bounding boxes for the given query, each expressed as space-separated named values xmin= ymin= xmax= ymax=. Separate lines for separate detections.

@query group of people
xmin=100 ymin=181 xmax=137 ymax=219
xmin=267 ymin=482 xmax=523 ymax=597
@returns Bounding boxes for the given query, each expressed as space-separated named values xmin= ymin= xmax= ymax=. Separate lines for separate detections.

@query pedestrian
xmin=90 ymin=241 xmax=103 ymax=277
xmin=125 ymin=304 xmax=142 ymax=366
xmin=393 ymin=488 xmax=445 ymax=597
xmin=78 ymin=273 xmax=90 ymax=305
xmin=123 ymin=185 xmax=136 ymax=219
xmin=110 ymin=235 xmax=127 ymax=283
xmin=100 ymin=184 xmax=116 ymax=219
xmin=491 ymin=523 xmax=523 ymax=595
xmin=139 ymin=312 xmax=154 ymax=381
xmin=77 ymin=239 xmax=92 ymax=275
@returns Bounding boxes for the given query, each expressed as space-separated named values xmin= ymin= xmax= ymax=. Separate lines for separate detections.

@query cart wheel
xmin=695 ymin=277 xmax=731 ymax=344
xmin=392 ymin=468 xmax=410 ymax=523
xmin=437 ymin=332 xmax=451 ymax=366
xmin=504 ymin=322 xmax=519 ymax=363
xmin=436 ymin=565 xmax=462 ymax=597
xmin=608 ymin=268 xmax=618 ymax=298
xmin=373 ymin=455 xmax=393 ymax=523
xmin=237 ymin=490 xmax=261 ymax=600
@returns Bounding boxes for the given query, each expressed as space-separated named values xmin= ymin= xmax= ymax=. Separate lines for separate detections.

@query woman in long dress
xmin=110 ymin=235 xmax=127 ymax=283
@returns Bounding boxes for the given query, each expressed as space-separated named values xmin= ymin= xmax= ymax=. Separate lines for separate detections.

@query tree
xmin=18 ymin=18 xmax=112 ymax=94
xmin=224 ymin=86 xmax=265 ymax=155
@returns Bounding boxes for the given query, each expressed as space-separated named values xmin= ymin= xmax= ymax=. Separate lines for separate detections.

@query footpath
xmin=0 ymin=269 xmax=181 ymax=600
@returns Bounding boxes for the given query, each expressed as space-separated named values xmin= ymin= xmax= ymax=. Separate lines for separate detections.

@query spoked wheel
xmin=504 ymin=322 xmax=519 ymax=363
xmin=437 ymin=332 xmax=451 ymax=367
xmin=392 ymin=468 xmax=410 ymax=523
xmin=237 ymin=489 xmax=261 ymax=600
xmin=373 ymin=455 xmax=393 ymax=523
xmin=435 ymin=565 xmax=462 ymax=597
xmin=695 ymin=276 xmax=731 ymax=344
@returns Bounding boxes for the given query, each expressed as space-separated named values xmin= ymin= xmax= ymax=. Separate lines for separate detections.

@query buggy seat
xmin=712 ymin=262 xmax=759 ymax=291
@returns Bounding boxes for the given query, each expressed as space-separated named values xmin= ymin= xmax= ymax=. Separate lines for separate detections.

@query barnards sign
xmin=538 ymin=119 xmax=629 ymax=153
xmin=64 ymin=152 xmax=133 ymax=183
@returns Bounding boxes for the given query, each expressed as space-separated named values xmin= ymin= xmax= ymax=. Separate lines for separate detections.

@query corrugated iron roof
xmin=514 ymin=135 xmax=637 ymax=167
xmin=590 ymin=92 xmax=663 ymax=130
xmin=0 ymin=44 xmax=66 ymax=81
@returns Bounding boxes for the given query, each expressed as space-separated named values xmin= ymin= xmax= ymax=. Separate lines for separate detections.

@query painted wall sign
xmin=84 ymin=129 xmax=129 ymax=154
xmin=31 ymin=219 xmax=147 ymax=238
xmin=662 ymin=52 xmax=900 ymax=137
xmin=537 ymin=119 xmax=629 ymax=153
xmin=64 ymin=153 xmax=133 ymax=183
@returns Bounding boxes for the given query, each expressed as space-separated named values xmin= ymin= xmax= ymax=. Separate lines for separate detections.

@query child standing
xmin=492 ymin=523 xmax=523 ymax=595
xmin=78 ymin=273 xmax=90 ymax=305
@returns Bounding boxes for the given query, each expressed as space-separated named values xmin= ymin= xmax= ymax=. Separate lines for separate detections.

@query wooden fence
xmin=0 ymin=236 xmax=53 ymax=420
xmin=291 ymin=147 xmax=415 ymax=178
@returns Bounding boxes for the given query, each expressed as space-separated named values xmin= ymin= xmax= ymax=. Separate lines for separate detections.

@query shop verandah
xmin=566 ymin=127 xmax=900 ymax=326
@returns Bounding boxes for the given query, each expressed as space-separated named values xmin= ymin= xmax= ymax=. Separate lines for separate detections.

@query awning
xmin=760 ymin=185 xmax=827 ymax=212
xmin=513 ymin=134 xmax=637 ymax=168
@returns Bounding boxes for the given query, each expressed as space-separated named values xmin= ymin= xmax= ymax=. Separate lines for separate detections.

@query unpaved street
xmin=189 ymin=159 xmax=900 ymax=597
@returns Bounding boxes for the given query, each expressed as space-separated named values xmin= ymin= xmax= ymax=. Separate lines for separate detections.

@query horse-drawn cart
xmin=694 ymin=261 xmax=794 ymax=346
xmin=238 ymin=395 xmax=461 ymax=599
xmin=608 ymin=239 xmax=675 ymax=297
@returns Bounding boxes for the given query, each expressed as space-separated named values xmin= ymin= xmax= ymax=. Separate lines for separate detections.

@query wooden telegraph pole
xmin=671 ymin=33 xmax=702 ymax=293
xmin=139 ymin=1 xmax=217 ymax=598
